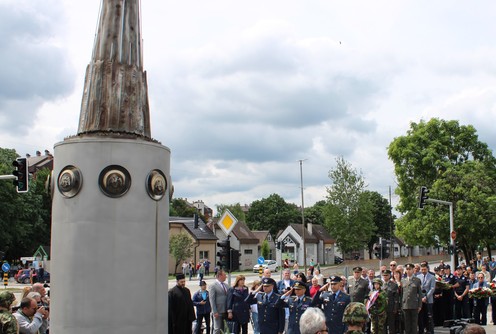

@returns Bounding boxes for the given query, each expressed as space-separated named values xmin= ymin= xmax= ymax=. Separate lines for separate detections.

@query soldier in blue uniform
xmin=245 ymin=277 xmax=285 ymax=334
xmin=442 ymin=264 xmax=456 ymax=321
xmin=314 ymin=275 xmax=351 ymax=334
xmin=453 ymin=265 xmax=470 ymax=319
xmin=275 ymin=282 xmax=313 ymax=334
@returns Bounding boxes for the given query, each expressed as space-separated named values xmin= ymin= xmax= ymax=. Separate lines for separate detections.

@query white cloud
xmin=2 ymin=0 xmax=496 ymax=213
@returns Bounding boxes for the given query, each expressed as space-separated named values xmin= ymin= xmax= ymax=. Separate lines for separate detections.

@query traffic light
xmin=217 ymin=239 xmax=231 ymax=271
xmin=381 ymin=239 xmax=391 ymax=259
xmin=448 ymin=245 xmax=455 ymax=255
xmin=276 ymin=241 xmax=282 ymax=250
xmin=230 ymin=249 xmax=240 ymax=272
xmin=12 ymin=158 xmax=29 ymax=193
xmin=418 ymin=186 xmax=429 ymax=209
xmin=374 ymin=243 xmax=382 ymax=259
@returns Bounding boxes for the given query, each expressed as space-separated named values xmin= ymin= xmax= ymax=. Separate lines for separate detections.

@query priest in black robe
xmin=169 ymin=273 xmax=196 ymax=334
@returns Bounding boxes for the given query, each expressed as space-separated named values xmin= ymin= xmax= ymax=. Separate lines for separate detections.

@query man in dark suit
xmin=382 ymin=269 xmax=399 ymax=334
xmin=246 ymin=277 xmax=285 ymax=334
xmin=348 ymin=266 xmax=370 ymax=304
xmin=473 ymin=273 xmax=490 ymax=325
xmin=209 ymin=269 xmax=228 ymax=334
xmin=401 ymin=263 xmax=422 ymax=334
xmin=418 ymin=263 xmax=435 ymax=334
xmin=315 ymin=275 xmax=351 ymax=334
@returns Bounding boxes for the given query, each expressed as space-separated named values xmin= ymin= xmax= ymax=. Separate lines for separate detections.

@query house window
xmin=244 ymin=249 xmax=253 ymax=255
xmin=199 ymin=251 xmax=209 ymax=259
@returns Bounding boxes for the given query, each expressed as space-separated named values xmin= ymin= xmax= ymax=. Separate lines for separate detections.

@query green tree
xmin=215 ymin=203 xmax=246 ymax=221
xmin=170 ymin=198 xmax=200 ymax=218
xmin=388 ymin=118 xmax=496 ymax=257
xmin=261 ymin=240 xmax=270 ymax=260
xmin=246 ymin=194 xmax=300 ymax=237
xmin=0 ymin=148 xmax=52 ymax=261
xmin=361 ymin=191 xmax=394 ymax=258
xmin=169 ymin=232 xmax=194 ymax=274
xmin=304 ymin=200 xmax=326 ymax=225
xmin=324 ymin=157 xmax=375 ymax=255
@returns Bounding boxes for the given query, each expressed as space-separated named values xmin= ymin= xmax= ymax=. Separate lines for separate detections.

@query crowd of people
xmin=0 ymin=282 xmax=50 ymax=334
xmin=182 ymin=259 xmax=214 ymax=281
xmin=169 ymin=254 xmax=496 ymax=334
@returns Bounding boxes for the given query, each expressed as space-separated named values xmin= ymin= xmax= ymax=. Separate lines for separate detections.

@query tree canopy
xmin=0 ymin=148 xmax=51 ymax=262
xmin=324 ymin=157 xmax=375 ymax=255
xmin=246 ymin=193 xmax=300 ymax=237
xmin=388 ymin=118 xmax=496 ymax=259
xmin=215 ymin=203 xmax=246 ymax=221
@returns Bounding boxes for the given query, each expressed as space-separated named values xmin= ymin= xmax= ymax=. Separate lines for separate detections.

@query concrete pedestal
xmin=51 ymin=137 xmax=170 ymax=334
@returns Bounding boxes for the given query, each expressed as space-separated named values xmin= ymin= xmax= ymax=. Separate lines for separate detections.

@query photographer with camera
xmin=13 ymin=297 xmax=48 ymax=334
xmin=26 ymin=292 xmax=49 ymax=334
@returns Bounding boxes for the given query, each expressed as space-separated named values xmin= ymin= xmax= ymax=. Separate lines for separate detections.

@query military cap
xmin=444 ymin=264 xmax=451 ymax=269
xmin=352 ymin=266 xmax=362 ymax=272
xmin=0 ymin=291 xmax=16 ymax=308
xmin=329 ymin=275 xmax=342 ymax=284
xmin=262 ymin=277 xmax=276 ymax=286
xmin=176 ymin=273 xmax=185 ymax=280
xmin=382 ymin=269 xmax=392 ymax=276
xmin=405 ymin=263 xmax=415 ymax=269
xmin=343 ymin=302 xmax=369 ymax=325
xmin=456 ymin=265 xmax=463 ymax=270
xmin=372 ymin=278 xmax=383 ymax=286
xmin=293 ymin=282 xmax=306 ymax=290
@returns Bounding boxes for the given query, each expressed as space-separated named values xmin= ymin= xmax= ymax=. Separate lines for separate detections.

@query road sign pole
xmin=427 ymin=198 xmax=455 ymax=269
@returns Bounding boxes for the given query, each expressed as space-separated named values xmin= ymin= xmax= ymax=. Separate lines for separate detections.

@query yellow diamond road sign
xmin=218 ymin=209 xmax=238 ymax=236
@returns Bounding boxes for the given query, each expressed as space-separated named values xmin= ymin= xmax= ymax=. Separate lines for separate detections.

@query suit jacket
xmin=420 ymin=272 xmax=436 ymax=304
xmin=227 ymin=287 xmax=250 ymax=324
xmin=348 ymin=277 xmax=370 ymax=303
xmin=209 ymin=280 xmax=228 ymax=314
xmin=401 ymin=276 xmax=422 ymax=310
xmin=277 ymin=279 xmax=296 ymax=294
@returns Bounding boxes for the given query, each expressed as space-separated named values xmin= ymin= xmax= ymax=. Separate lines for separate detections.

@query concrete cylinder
xmin=51 ymin=137 xmax=170 ymax=334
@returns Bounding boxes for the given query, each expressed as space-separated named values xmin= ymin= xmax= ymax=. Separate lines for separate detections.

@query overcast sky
xmin=2 ymin=1 xmax=496 ymax=214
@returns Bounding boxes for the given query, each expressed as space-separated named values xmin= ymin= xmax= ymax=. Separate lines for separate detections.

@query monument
xmin=51 ymin=1 xmax=170 ymax=333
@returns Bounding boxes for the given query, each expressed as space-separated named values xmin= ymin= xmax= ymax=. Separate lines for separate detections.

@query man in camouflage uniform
xmin=0 ymin=291 xmax=18 ymax=334
xmin=367 ymin=278 xmax=387 ymax=334
xmin=343 ymin=302 xmax=369 ymax=334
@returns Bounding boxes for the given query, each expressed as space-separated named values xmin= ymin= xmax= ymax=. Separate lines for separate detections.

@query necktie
xmin=221 ymin=283 xmax=227 ymax=294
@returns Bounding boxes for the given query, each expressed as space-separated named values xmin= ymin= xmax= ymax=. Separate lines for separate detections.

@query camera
xmin=37 ymin=302 xmax=49 ymax=311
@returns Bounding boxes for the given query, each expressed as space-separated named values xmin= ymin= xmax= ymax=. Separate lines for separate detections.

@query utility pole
xmin=298 ymin=159 xmax=307 ymax=272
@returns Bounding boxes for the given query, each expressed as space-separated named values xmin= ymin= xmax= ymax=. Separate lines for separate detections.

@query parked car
xmin=17 ymin=269 xmax=50 ymax=284
xmin=253 ymin=260 xmax=279 ymax=273
xmin=334 ymin=256 xmax=344 ymax=264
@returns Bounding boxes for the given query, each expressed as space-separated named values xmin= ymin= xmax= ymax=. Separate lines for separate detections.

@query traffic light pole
xmin=0 ymin=175 xmax=16 ymax=180
xmin=427 ymin=198 xmax=455 ymax=269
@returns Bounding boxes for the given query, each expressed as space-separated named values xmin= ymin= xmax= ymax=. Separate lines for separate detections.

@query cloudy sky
xmin=2 ymin=0 xmax=496 ymax=213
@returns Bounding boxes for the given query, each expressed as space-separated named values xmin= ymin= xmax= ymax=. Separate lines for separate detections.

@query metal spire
xmin=77 ymin=0 xmax=151 ymax=139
